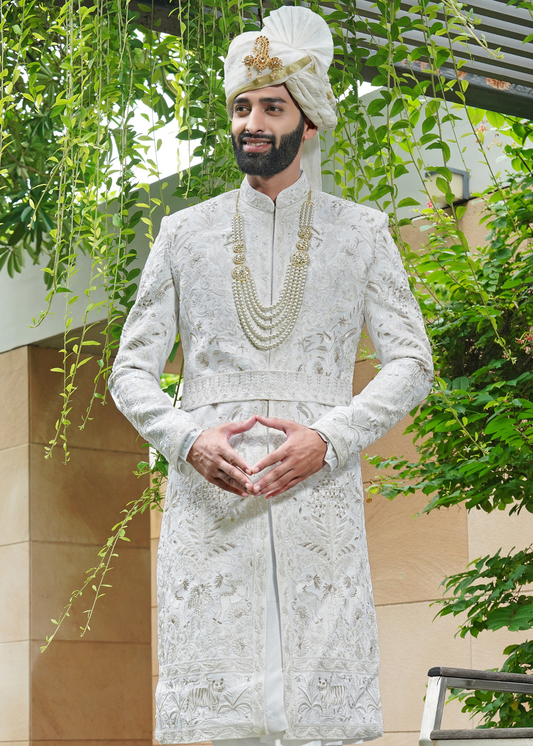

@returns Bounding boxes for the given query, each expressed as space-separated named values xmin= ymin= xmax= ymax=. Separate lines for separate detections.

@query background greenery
xmin=1 ymin=0 xmax=532 ymax=727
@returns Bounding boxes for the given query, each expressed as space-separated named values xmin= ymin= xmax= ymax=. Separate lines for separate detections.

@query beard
xmin=231 ymin=115 xmax=305 ymax=177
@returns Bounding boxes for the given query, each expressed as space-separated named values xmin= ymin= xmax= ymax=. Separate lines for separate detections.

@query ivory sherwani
xmin=109 ymin=171 xmax=433 ymax=745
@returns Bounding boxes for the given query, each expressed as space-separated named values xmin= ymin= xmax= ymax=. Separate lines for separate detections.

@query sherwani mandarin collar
xmin=239 ymin=170 xmax=311 ymax=214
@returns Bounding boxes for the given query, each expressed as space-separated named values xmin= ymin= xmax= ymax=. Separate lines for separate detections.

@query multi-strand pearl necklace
xmin=231 ymin=189 xmax=314 ymax=351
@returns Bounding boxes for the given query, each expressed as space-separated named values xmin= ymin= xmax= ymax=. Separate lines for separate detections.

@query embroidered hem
xmin=155 ymin=724 xmax=383 ymax=745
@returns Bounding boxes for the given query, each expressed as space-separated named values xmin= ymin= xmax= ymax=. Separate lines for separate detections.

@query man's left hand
xmin=251 ymin=415 xmax=327 ymax=499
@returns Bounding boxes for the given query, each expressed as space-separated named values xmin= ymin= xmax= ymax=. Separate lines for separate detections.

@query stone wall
xmin=0 ymin=345 xmax=152 ymax=745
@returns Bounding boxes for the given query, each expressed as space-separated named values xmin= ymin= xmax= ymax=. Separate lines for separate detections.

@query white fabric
xmin=109 ymin=171 xmax=434 ymax=744
xmin=264 ymin=501 xmax=289 ymax=734
xmin=224 ymin=6 xmax=338 ymax=189
xmin=270 ymin=18 xmax=337 ymax=131
xmin=214 ymin=507 xmax=362 ymax=746
xmin=300 ymin=136 xmax=323 ymax=192
xmin=212 ymin=515 xmax=364 ymax=746
xmin=224 ymin=7 xmax=337 ymax=125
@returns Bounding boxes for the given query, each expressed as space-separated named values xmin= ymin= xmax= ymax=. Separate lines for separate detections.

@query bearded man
xmin=109 ymin=6 xmax=433 ymax=746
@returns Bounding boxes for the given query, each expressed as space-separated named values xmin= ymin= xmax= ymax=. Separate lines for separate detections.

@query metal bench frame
xmin=419 ymin=667 xmax=533 ymax=745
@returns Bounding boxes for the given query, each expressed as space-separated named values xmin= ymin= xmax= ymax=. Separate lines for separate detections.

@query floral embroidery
xmin=109 ymin=171 xmax=433 ymax=743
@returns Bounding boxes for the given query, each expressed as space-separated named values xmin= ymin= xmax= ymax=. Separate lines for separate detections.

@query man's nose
xmin=246 ymin=107 xmax=267 ymax=133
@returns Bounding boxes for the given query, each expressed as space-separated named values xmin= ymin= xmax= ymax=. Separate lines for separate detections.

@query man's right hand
xmin=186 ymin=415 xmax=258 ymax=497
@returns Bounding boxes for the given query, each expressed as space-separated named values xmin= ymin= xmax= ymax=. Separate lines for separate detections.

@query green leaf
xmin=422 ymin=116 xmax=436 ymax=135
xmin=486 ymin=110 xmax=506 ymax=130
xmin=397 ymin=197 xmax=420 ymax=208
xmin=366 ymin=97 xmax=387 ymax=117
xmin=390 ymin=99 xmax=405 ymax=118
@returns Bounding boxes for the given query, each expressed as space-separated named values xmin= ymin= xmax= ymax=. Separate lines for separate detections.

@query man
xmin=109 ymin=6 xmax=433 ymax=746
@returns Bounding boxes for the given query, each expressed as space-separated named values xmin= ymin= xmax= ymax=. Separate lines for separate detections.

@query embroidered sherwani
xmin=109 ymin=171 xmax=433 ymax=745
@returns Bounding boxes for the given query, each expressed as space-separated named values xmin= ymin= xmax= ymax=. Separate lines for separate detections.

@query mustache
xmin=236 ymin=131 xmax=276 ymax=148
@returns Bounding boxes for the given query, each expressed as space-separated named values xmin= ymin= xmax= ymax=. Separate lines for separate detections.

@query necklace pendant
xmin=291 ymin=252 xmax=309 ymax=267
xmin=231 ymin=189 xmax=314 ymax=350
xmin=233 ymin=265 xmax=250 ymax=281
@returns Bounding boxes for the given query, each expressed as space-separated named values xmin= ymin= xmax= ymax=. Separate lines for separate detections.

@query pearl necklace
xmin=231 ymin=189 xmax=314 ymax=351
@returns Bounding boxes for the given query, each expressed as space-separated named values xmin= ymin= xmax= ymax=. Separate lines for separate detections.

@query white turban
xmin=224 ymin=6 xmax=338 ymax=190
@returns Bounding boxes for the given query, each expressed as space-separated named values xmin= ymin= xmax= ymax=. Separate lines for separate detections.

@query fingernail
xmin=254 ymin=485 xmax=261 ymax=494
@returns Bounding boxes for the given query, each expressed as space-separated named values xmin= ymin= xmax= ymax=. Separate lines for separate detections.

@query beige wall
xmin=148 ymin=200 xmax=533 ymax=745
xmin=0 ymin=345 xmax=152 ymax=745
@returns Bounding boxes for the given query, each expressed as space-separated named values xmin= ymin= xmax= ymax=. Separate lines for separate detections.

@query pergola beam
xmin=127 ymin=0 xmax=533 ymax=118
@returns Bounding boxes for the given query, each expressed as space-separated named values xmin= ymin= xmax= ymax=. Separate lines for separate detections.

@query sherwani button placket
xmin=264 ymin=194 xmax=290 ymax=736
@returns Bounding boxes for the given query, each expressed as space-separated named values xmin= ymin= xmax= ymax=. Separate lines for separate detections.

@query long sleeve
xmin=108 ymin=217 xmax=203 ymax=468
xmin=310 ymin=212 xmax=434 ymax=470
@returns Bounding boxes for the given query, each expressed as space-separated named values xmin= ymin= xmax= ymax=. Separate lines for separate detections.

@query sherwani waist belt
xmin=180 ymin=370 xmax=353 ymax=411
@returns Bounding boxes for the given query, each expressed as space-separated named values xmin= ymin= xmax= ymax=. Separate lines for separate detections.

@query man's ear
xmin=303 ymin=115 xmax=318 ymax=141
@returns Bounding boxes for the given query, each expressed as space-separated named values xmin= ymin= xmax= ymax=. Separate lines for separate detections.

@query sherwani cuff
xmin=177 ymin=426 xmax=205 ymax=464
xmin=324 ymin=441 xmax=338 ymax=472
xmin=309 ymin=421 xmax=349 ymax=471
xmin=312 ymin=429 xmax=338 ymax=472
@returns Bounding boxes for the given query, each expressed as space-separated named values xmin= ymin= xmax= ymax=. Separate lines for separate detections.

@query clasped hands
xmin=186 ymin=414 xmax=327 ymax=500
